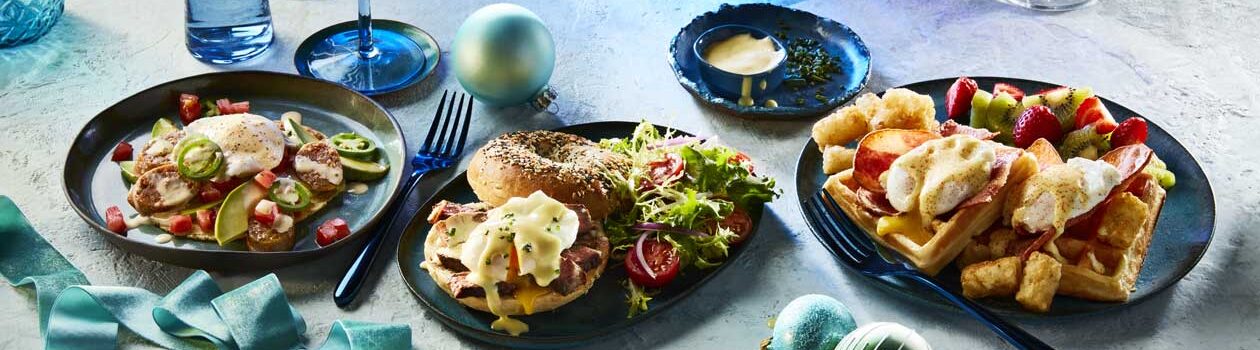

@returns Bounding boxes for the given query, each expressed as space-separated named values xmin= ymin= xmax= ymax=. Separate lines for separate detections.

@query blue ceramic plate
xmin=397 ymin=122 xmax=766 ymax=348
xmin=669 ymin=3 xmax=871 ymax=118
xmin=796 ymin=77 xmax=1215 ymax=317
xmin=63 ymin=71 xmax=407 ymax=271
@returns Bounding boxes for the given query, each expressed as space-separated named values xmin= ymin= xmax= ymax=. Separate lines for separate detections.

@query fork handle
xmin=333 ymin=172 xmax=424 ymax=308
xmin=901 ymin=272 xmax=1054 ymax=350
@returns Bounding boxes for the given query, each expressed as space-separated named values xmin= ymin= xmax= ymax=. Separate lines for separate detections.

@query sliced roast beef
xmin=428 ymin=201 xmax=491 ymax=223
xmin=436 ymin=251 xmax=468 ymax=273
xmin=449 ymin=272 xmax=518 ymax=298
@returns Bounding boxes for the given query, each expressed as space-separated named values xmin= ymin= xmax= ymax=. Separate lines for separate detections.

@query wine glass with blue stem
xmin=295 ymin=0 xmax=427 ymax=95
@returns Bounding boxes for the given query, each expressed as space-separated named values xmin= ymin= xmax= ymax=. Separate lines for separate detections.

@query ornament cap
xmin=530 ymin=86 xmax=558 ymax=111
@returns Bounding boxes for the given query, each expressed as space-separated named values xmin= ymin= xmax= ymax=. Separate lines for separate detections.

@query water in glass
xmin=185 ymin=0 xmax=273 ymax=64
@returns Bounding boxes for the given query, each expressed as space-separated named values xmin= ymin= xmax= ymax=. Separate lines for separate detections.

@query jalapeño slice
xmin=268 ymin=178 xmax=312 ymax=211
xmin=174 ymin=136 xmax=223 ymax=180
xmin=329 ymin=132 xmax=377 ymax=160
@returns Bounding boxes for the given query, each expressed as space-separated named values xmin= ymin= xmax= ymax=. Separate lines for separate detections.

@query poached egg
xmin=1011 ymin=157 xmax=1121 ymax=235
xmin=184 ymin=113 xmax=286 ymax=177
xmin=877 ymin=135 xmax=995 ymax=243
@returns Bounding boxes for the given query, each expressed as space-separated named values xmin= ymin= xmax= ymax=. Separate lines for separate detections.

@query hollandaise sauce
xmin=880 ymin=135 xmax=995 ymax=239
xmin=703 ymin=33 xmax=784 ymax=75
xmin=458 ymin=191 xmax=580 ymax=336
xmin=704 ymin=32 xmax=784 ymax=107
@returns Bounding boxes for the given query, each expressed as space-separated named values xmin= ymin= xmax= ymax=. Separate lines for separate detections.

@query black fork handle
xmin=334 ymin=171 xmax=424 ymax=308
xmin=899 ymin=271 xmax=1054 ymax=350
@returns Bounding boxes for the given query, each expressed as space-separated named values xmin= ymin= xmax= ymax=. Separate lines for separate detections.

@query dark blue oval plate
xmin=796 ymin=77 xmax=1215 ymax=317
xmin=669 ymin=3 xmax=871 ymax=118
xmin=397 ymin=122 xmax=766 ymax=348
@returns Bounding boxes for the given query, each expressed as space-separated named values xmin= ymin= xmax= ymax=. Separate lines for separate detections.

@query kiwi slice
xmin=986 ymin=92 xmax=1024 ymax=145
xmin=1022 ymin=87 xmax=1093 ymax=132
xmin=970 ymin=90 xmax=993 ymax=130
xmin=1058 ymin=127 xmax=1110 ymax=160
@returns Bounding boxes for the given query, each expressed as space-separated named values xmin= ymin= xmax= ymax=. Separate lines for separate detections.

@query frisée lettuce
xmin=599 ymin=121 xmax=778 ymax=317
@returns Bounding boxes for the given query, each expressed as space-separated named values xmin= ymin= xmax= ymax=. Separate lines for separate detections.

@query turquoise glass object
xmin=452 ymin=3 xmax=556 ymax=109
xmin=0 ymin=0 xmax=64 ymax=48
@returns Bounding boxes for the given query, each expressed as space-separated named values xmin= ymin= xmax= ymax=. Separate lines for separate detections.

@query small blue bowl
xmin=692 ymin=24 xmax=787 ymax=104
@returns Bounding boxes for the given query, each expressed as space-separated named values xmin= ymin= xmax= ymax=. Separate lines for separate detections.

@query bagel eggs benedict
xmin=422 ymin=191 xmax=610 ymax=335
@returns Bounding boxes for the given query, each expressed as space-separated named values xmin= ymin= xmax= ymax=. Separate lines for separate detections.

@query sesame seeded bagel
xmin=467 ymin=131 xmax=630 ymax=220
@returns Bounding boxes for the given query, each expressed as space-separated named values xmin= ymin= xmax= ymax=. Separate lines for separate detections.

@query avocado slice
xmin=341 ymin=156 xmax=389 ymax=181
xmin=282 ymin=114 xmax=317 ymax=145
xmin=151 ymin=118 xmax=180 ymax=139
xmin=214 ymin=181 xmax=268 ymax=245
xmin=179 ymin=200 xmax=224 ymax=215
xmin=120 ymin=161 xmax=138 ymax=184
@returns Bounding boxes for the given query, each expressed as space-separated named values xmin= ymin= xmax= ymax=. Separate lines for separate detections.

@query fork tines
xmin=805 ymin=191 xmax=877 ymax=266
xmin=422 ymin=90 xmax=474 ymax=158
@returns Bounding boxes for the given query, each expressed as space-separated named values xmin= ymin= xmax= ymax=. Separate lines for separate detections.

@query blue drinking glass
xmin=185 ymin=0 xmax=274 ymax=64
xmin=0 ymin=0 xmax=64 ymax=48
xmin=294 ymin=0 xmax=427 ymax=95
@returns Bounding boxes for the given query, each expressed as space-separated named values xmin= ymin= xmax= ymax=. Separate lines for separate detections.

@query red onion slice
xmin=631 ymin=222 xmax=708 ymax=237
xmin=635 ymin=232 xmax=657 ymax=280
xmin=648 ymin=136 xmax=707 ymax=150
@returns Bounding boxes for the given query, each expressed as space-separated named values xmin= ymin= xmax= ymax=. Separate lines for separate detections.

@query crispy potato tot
xmin=1096 ymin=193 xmax=1149 ymax=248
xmin=1016 ymin=252 xmax=1062 ymax=313
xmin=812 ymin=107 xmax=870 ymax=149
xmin=852 ymin=92 xmax=881 ymax=120
xmin=868 ymin=88 xmax=939 ymax=131
xmin=956 ymin=240 xmax=992 ymax=269
xmin=987 ymin=228 xmax=1017 ymax=258
xmin=822 ymin=146 xmax=857 ymax=174
xmin=961 ymin=256 xmax=1020 ymax=299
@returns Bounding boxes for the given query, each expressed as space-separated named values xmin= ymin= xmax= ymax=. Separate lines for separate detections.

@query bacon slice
xmin=939 ymin=120 xmax=998 ymax=140
xmin=853 ymin=129 xmax=940 ymax=193
xmin=957 ymin=147 xmax=1022 ymax=210
xmin=856 ymin=186 xmax=900 ymax=216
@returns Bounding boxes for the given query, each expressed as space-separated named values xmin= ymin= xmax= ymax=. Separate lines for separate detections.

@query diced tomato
xmin=199 ymin=186 xmax=223 ymax=203
xmin=105 ymin=206 xmax=127 ymax=234
xmin=993 ymin=83 xmax=1025 ymax=102
xmin=169 ymin=214 xmax=193 ymax=235
xmin=254 ymin=199 xmax=278 ymax=225
xmin=111 ymin=141 xmax=133 ymax=162
xmin=316 ymin=218 xmax=351 ymax=246
xmin=196 ymin=209 xmax=216 ymax=233
xmin=229 ymin=101 xmax=250 ymax=114
xmin=625 ymin=238 xmax=681 ymax=288
xmin=178 ymin=93 xmax=201 ymax=124
xmin=254 ymin=170 xmax=277 ymax=189
xmin=216 ymin=99 xmax=232 ymax=114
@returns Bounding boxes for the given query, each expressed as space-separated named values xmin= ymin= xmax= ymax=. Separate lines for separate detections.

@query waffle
xmin=960 ymin=166 xmax=1167 ymax=308
xmin=823 ymin=149 xmax=1037 ymax=275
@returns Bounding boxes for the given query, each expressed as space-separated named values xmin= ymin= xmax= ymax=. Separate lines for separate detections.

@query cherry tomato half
xmin=625 ymin=238 xmax=681 ymax=288
xmin=642 ymin=153 xmax=685 ymax=190
xmin=729 ymin=151 xmax=755 ymax=174
xmin=717 ymin=208 xmax=754 ymax=244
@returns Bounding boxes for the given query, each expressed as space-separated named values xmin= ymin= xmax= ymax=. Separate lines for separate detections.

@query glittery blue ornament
xmin=452 ymin=3 xmax=557 ymax=109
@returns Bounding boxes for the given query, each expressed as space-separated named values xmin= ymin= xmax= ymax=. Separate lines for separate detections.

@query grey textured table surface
xmin=1 ymin=0 xmax=1257 ymax=349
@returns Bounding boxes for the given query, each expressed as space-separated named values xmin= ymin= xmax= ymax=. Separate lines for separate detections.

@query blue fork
xmin=334 ymin=90 xmax=473 ymax=308
xmin=803 ymin=190 xmax=1053 ymax=350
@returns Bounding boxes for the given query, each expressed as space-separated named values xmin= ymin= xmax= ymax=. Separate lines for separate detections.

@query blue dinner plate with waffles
xmin=796 ymin=77 xmax=1215 ymax=317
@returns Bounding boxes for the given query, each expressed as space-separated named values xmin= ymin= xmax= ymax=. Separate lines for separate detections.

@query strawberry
xmin=1074 ymin=96 xmax=1118 ymax=133
xmin=1013 ymin=105 xmax=1062 ymax=148
xmin=994 ymin=83 xmax=1025 ymax=102
xmin=1110 ymin=117 xmax=1149 ymax=147
xmin=946 ymin=77 xmax=979 ymax=119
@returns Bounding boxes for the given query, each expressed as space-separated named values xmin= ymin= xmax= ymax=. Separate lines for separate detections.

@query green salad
xmin=599 ymin=122 xmax=778 ymax=317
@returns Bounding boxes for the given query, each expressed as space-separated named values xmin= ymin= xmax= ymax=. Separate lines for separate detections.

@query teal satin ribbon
xmin=0 ymin=196 xmax=411 ymax=349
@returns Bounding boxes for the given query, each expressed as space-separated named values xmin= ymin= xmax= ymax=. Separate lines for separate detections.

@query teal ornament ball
xmin=770 ymin=294 xmax=858 ymax=350
xmin=835 ymin=322 xmax=932 ymax=350
xmin=452 ymin=3 xmax=556 ymax=108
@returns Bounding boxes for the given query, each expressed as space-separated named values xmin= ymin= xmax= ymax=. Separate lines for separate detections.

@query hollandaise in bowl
xmin=692 ymin=24 xmax=787 ymax=107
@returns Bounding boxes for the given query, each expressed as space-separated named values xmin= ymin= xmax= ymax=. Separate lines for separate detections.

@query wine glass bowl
xmin=295 ymin=1 xmax=437 ymax=95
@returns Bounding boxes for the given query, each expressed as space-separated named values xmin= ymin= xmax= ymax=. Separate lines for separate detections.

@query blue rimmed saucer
xmin=668 ymin=3 xmax=872 ymax=118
